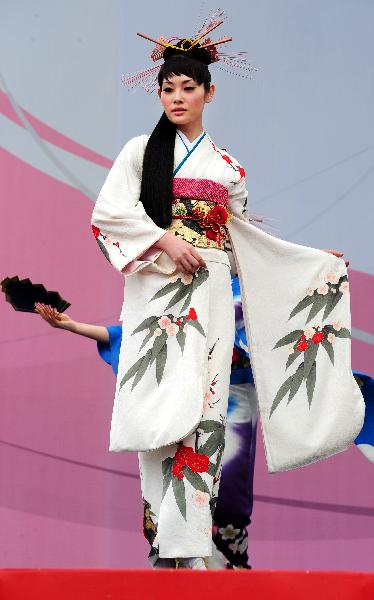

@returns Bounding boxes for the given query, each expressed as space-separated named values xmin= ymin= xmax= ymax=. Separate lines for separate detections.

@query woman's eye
xmin=185 ymin=87 xmax=195 ymax=91
xmin=163 ymin=87 xmax=173 ymax=93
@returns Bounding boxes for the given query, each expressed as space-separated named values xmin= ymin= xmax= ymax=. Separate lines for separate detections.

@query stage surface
xmin=1 ymin=569 xmax=374 ymax=599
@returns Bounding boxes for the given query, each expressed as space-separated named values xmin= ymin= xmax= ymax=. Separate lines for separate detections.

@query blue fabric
xmin=173 ymin=131 xmax=206 ymax=177
xmin=97 ymin=325 xmax=122 ymax=376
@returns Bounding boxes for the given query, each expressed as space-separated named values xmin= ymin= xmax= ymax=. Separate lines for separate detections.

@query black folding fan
xmin=1 ymin=276 xmax=71 ymax=313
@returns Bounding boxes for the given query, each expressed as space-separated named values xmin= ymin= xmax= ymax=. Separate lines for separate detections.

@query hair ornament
xmin=121 ymin=7 xmax=258 ymax=93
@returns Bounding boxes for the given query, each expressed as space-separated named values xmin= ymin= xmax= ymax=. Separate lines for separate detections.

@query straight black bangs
xmin=158 ymin=55 xmax=211 ymax=90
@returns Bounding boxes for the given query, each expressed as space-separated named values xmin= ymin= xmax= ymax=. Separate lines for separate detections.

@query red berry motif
xmin=296 ymin=340 xmax=309 ymax=352
xmin=91 ymin=225 xmax=100 ymax=238
xmin=311 ymin=331 xmax=325 ymax=344
xmin=186 ymin=308 xmax=197 ymax=321
xmin=175 ymin=445 xmax=194 ymax=466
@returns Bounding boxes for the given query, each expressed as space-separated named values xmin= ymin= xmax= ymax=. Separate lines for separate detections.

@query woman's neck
xmin=176 ymin=122 xmax=204 ymax=143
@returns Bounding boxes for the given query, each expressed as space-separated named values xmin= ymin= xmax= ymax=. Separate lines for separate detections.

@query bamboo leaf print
xmin=207 ymin=461 xmax=218 ymax=477
xmin=172 ymin=475 xmax=186 ymax=520
xmin=176 ymin=329 xmax=186 ymax=354
xmin=150 ymin=280 xmax=182 ymax=301
xmin=305 ymin=294 xmax=329 ymax=324
xmin=198 ymin=431 xmax=225 ymax=457
xmin=321 ymin=339 xmax=334 ymax=365
xmin=132 ymin=316 xmax=158 ymax=335
xmin=273 ymin=330 xmax=304 ymax=349
xmin=183 ymin=468 xmax=210 ymax=494
xmin=270 ymin=376 xmax=293 ymax=417
xmin=150 ymin=333 xmax=167 ymax=364
xmin=164 ymin=285 xmax=191 ymax=311
xmin=96 ymin=238 xmax=111 ymax=263
xmin=187 ymin=319 xmax=206 ymax=337
xmin=306 ymin=361 xmax=317 ymax=407
xmin=333 ymin=327 xmax=351 ymax=339
xmin=180 ymin=287 xmax=193 ymax=314
xmin=323 ymin=291 xmax=342 ymax=320
xmin=119 ymin=354 xmax=145 ymax=390
xmin=156 ymin=345 xmax=167 ymax=384
xmin=192 ymin=268 xmax=209 ymax=290
xmin=287 ymin=363 xmax=305 ymax=405
xmin=303 ymin=342 xmax=318 ymax=380
xmin=198 ymin=420 xmax=223 ymax=433
xmin=288 ymin=294 xmax=315 ymax=320
xmin=139 ymin=329 xmax=155 ymax=351
xmin=286 ymin=348 xmax=301 ymax=369
xmin=162 ymin=457 xmax=173 ymax=500
xmin=131 ymin=350 xmax=152 ymax=390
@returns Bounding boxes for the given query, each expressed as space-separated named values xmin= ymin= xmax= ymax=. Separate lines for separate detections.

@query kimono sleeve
xmin=97 ymin=325 xmax=123 ymax=376
xmin=91 ymin=135 xmax=166 ymax=275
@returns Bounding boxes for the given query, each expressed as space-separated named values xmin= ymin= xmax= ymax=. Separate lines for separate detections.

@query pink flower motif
xmin=144 ymin=328 xmax=150 ymax=335
xmin=327 ymin=333 xmax=335 ymax=343
xmin=324 ymin=272 xmax=339 ymax=284
xmin=170 ymin=274 xmax=179 ymax=283
xmin=340 ymin=281 xmax=349 ymax=294
xmin=158 ymin=316 xmax=172 ymax=329
xmin=192 ymin=490 xmax=210 ymax=507
xmin=333 ymin=320 xmax=342 ymax=331
xmin=166 ymin=323 xmax=179 ymax=336
xmin=306 ymin=287 xmax=314 ymax=296
xmin=104 ymin=236 xmax=112 ymax=246
xmin=203 ymin=391 xmax=214 ymax=412
xmin=154 ymin=328 xmax=163 ymax=337
xmin=288 ymin=347 xmax=295 ymax=355
xmin=317 ymin=284 xmax=329 ymax=295
xmin=304 ymin=328 xmax=315 ymax=340
xmin=181 ymin=273 xmax=193 ymax=285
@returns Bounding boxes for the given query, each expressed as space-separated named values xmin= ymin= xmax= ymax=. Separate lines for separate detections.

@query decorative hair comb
xmin=122 ymin=8 xmax=258 ymax=94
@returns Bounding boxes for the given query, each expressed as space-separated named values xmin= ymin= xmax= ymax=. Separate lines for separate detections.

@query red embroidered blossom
xmin=91 ymin=225 xmax=100 ymax=238
xmin=208 ymin=205 xmax=229 ymax=225
xmin=237 ymin=166 xmax=246 ymax=178
xmin=176 ymin=319 xmax=182 ymax=325
xmin=186 ymin=308 xmax=197 ymax=321
xmin=296 ymin=340 xmax=309 ymax=352
xmin=311 ymin=331 xmax=325 ymax=345
xmin=172 ymin=445 xmax=210 ymax=479
xmin=222 ymin=154 xmax=232 ymax=164
xmin=206 ymin=229 xmax=217 ymax=241
xmin=187 ymin=452 xmax=209 ymax=473
xmin=175 ymin=445 xmax=194 ymax=466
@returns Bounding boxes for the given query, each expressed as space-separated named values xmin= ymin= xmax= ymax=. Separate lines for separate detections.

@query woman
xmin=91 ymin=36 xmax=364 ymax=567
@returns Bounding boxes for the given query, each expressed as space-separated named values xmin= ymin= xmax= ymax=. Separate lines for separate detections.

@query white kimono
xmin=91 ymin=131 xmax=365 ymax=475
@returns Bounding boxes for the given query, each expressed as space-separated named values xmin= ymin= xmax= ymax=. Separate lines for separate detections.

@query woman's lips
xmin=172 ymin=109 xmax=186 ymax=114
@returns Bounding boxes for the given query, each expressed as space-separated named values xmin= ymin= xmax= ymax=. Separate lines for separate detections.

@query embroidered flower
xmin=186 ymin=308 xmax=197 ymax=321
xmin=154 ymin=328 xmax=163 ymax=337
xmin=304 ymin=328 xmax=315 ymax=340
xmin=187 ymin=452 xmax=209 ymax=473
xmin=170 ymin=274 xmax=179 ymax=283
xmin=158 ymin=316 xmax=172 ymax=329
xmin=333 ymin=320 xmax=342 ymax=331
xmin=175 ymin=445 xmax=194 ymax=467
xmin=208 ymin=205 xmax=229 ymax=225
xmin=237 ymin=165 xmax=246 ymax=179
xmin=296 ymin=339 xmax=309 ymax=352
xmin=340 ymin=281 xmax=349 ymax=294
xmin=181 ymin=273 xmax=193 ymax=285
xmin=327 ymin=333 xmax=335 ymax=343
xmin=311 ymin=331 xmax=325 ymax=344
xmin=228 ymin=536 xmax=248 ymax=555
xmin=166 ymin=323 xmax=179 ymax=336
xmin=317 ymin=284 xmax=329 ymax=295
xmin=306 ymin=287 xmax=314 ymax=296
xmin=203 ymin=391 xmax=215 ymax=412
xmin=324 ymin=272 xmax=339 ymax=284
xmin=218 ymin=524 xmax=241 ymax=541
xmin=192 ymin=490 xmax=210 ymax=506
xmin=91 ymin=225 xmax=100 ymax=238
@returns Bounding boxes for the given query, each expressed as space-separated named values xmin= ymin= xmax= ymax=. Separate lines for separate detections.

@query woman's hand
xmin=155 ymin=232 xmax=207 ymax=275
xmin=35 ymin=303 xmax=77 ymax=332
xmin=322 ymin=249 xmax=349 ymax=268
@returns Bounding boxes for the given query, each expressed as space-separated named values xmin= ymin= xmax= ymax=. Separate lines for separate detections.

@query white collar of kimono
xmin=176 ymin=129 xmax=206 ymax=152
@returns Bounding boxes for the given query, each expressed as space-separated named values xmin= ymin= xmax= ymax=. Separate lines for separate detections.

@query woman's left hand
xmin=322 ymin=249 xmax=349 ymax=268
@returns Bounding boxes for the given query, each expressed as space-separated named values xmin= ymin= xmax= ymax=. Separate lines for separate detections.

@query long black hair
xmin=139 ymin=42 xmax=212 ymax=228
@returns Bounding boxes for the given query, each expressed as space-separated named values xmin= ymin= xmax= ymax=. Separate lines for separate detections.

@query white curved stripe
xmin=1 ymin=113 xmax=108 ymax=199
xmin=356 ymin=444 xmax=374 ymax=464
xmin=352 ymin=328 xmax=374 ymax=346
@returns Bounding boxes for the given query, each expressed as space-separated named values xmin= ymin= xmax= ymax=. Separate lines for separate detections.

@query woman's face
xmin=158 ymin=74 xmax=215 ymax=126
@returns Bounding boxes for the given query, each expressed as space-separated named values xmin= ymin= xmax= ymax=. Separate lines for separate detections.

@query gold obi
xmin=168 ymin=199 xmax=231 ymax=250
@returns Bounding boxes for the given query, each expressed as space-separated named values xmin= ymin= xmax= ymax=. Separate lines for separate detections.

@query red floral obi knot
xmin=173 ymin=178 xmax=228 ymax=207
